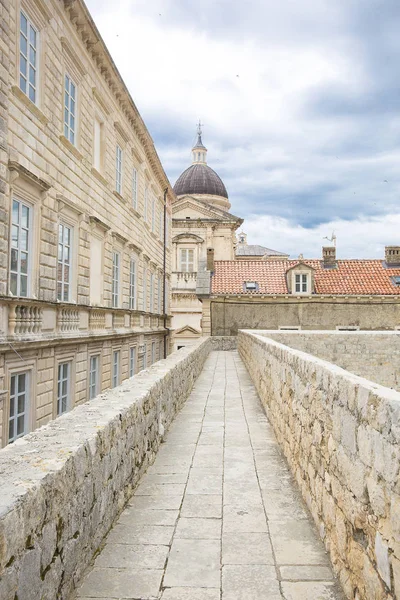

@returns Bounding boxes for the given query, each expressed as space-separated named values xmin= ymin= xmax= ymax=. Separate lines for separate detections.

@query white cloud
xmin=243 ymin=213 xmax=400 ymax=258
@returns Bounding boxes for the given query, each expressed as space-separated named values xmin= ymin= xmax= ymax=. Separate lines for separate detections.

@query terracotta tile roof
xmin=211 ymin=260 xmax=400 ymax=296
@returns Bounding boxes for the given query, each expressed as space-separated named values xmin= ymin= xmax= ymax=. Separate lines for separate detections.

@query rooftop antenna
xmin=323 ymin=231 xmax=336 ymax=247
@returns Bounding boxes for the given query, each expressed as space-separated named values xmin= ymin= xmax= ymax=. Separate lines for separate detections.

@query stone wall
xmin=259 ymin=331 xmax=400 ymax=391
xmin=0 ymin=337 xmax=217 ymax=600
xmin=210 ymin=297 xmax=400 ymax=335
xmin=238 ymin=330 xmax=400 ymax=600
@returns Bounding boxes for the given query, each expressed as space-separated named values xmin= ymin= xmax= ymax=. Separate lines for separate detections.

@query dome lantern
xmin=173 ymin=123 xmax=230 ymax=210
xmin=192 ymin=120 xmax=207 ymax=165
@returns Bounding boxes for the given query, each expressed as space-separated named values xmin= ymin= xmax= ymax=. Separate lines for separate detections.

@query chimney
xmin=385 ymin=246 xmax=400 ymax=267
xmin=322 ymin=246 xmax=336 ymax=269
xmin=207 ymin=248 xmax=215 ymax=272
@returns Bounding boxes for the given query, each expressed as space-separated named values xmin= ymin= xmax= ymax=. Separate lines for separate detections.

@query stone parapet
xmin=238 ymin=330 xmax=400 ymax=600
xmin=0 ymin=337 xmax=218 ymax=600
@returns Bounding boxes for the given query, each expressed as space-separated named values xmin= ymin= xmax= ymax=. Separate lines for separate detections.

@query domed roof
xmin=173 ymin=164 xmax=228 ymax=199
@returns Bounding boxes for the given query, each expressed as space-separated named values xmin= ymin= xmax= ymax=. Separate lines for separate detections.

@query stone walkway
xmin=73 ymin=351 xmax=343 ymax=600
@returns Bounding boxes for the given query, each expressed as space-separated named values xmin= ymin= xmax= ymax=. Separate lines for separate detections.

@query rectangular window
xmin=93 ymin=118 xmax=103 ymax=172
xmin=132 ymin=168 xmax=138 ymax=209
xmin=143 ymin=267 xmax=147 ymax=311
xmin=159 ymin=340 xmax=163 ymax=360
xmin=64 ymin=74 xmax=76 ymax=145
xmin=57 ymin=362 xmax=71 ymax=416
xmin=151 ymin=341 xmax=155 ymax=364
xmin=159 ymin=207 xmax=163 ymax=241
xmin=115 ymin=145 xmax=123 ymax=194
xmin=150 ymin=272 xmax=154 ymax=312
xmin=180 ymin=249 xmax=194 ymax=272
xmin=10 ymin=199 xmax=31 ymax=297
xmin=295 ymin=273 xmax=308 ymax=293
xmin=129 ymin=346 xmax=136 ymax=377
xmin=151 ymin=197 xmax=156 ymax=232
xmin=9 ymin=371 xmax=29 ymax=443
xmin=112 ymin=350 xmax=120 ymax=387
xmin=158 ymin=276 xmax=162 ymax=314
xmin=143 ymin=344 xmax=147 ymax=369
xmin=165 ymin=280 xmax=169 ymax=314
xmin=129 ymin=258 xmax=136 ymax=309
xmin=19 ymin=12 xmax=37 ymax=104
xmin=144 ymin=187 xmax=148 ymax=222
xmin=57 ymin=223 xmax=72 ymax=302
xmin=112 ymin=251 xmax=120 ymax=308
xmin=89 ymin=355 xmax=99 ymax=399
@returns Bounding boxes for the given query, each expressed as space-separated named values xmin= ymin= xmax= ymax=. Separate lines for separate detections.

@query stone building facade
xmin=0 ymin=0 xmax=173 ymax=447
xmin=201 ymin=245 xmax=400 ymax=334
xmin=171 ymin=126 xmax=242 ymax=349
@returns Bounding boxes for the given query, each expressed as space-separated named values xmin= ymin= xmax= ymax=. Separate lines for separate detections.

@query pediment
xmin=172 ymin=196 xmax=239 ymax=222
xmin=174 ymin=325 xmax=202 ymax=337
xmin=172 ymin=233 xmax=204 ymax=244
xmin=286 ymin=261 xmax=315 ymax=274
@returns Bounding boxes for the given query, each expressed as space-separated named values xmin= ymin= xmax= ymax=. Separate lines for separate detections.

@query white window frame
xmin=112 ymin=251 xmax=120 ymax=308
xmin=132 ymin=167 xmax=138 ymax=209
xmin=143 ymin=266 xmax=147 ymax=311
xmin=293 ymin=271 xmax=310 ymax=295
xmin=112 ymin=350 xmax=120 ymax=388
xmin=10 ymin=197 xmax=32 ymax=298
xmin=89 ymin=355 xmax=100 ymax=400
xmin=180 ymin=248 xmax=195 ymax=272
xmin=19 ymin=11 xmax=38 ymax=104
xmin=57 ymin=361 xmax=71 ymax=416
xmin=115 ymin=145 xmax=123 ymax=195
xmin=158 ymin=275 xmax=162 ymax=314
xmin=151 ymin=197 xmax=156 ymax=232
xmin=129 ymin=346 xmax=136 ymax=377
xmin=64 ymin=73 xmax=77 ymax=145
xmin=129 ymin=258 xmax=137 ymax=309
xmin=144 ymin=187 xmax=148 ymax=222
xmin=57 ymin=223 xmax=72 ymax=302
xmin=93 ymin=117 xmax=104 ymax=172
xmin=150 ymin=272 xmax=154 ymax=312
xmin=8 ymin=371 xmax=30 ymax=443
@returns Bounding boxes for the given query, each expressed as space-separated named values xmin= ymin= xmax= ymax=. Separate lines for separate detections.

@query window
xmin=295 ymin=273 xmax=308 ymax=293
xmin=158 ymin=276 xmax=162 ymax=314
xmin=89 ymin=355 xmax=99 ymax=399
xmin=129 ymin=346 xmax=136 ymax=377
xmin=57 ymin=362 xmax=71 ymax=415
xmin=57 ymin=223 xmax=72 ymax=302
xmin=392 ymin=276 xmax=400 ymax=287
xmin=112 ymin=251 xmax=120 ymax=308
xmin=112 ymin=350 xmax=120 ymax=387
xmin=132 ymin=168 xmax=138 ymax=209
xmin=151 ymin=342 xmax=155 ymax=364
xmin=159 ymin=206 xmax=163 ymax=240
xmin=9 ymin=371 xmax=29 ymax=443
xmin=93 ymin=118 xmax=104 ymax=172
xmin=19 ymin=12 xmax=38 ymax=104
xmin=144 ymin=187 xmax=148 ymax=222
xmin=64 ymin=74 xmax=76 ymax=144
xmin=143 ymin=344 xmax=147 ymax=369
xmin=180 ymin=249 xmax=194 ymax=272
xmin=10 ymin=199 xmax=31 ymax=297
xmin=129 ymin=258 xmax=136 ymax=309
xmin=165 ymin=280 xmax=169 ymax=314
xmin=244 ymin=281 xmax=258 ymax=292
xmin=151 ymin=197 xmax=156 ymax=232
xmin=115 ymin=145 xmax=123 ymax=194
xmin=159 ymin=339 xmax=163 ymax=359
xmin=150 ymin=273 xmax=154 ymax=312
xmin=144 ymin=269 xmax=148 ymax=310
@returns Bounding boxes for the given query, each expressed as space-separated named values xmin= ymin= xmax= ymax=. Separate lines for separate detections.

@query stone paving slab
xmin=73 ymin=351 xmax=343 ymax=600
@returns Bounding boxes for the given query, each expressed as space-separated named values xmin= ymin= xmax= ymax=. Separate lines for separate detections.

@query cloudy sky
xmin=86 ymin=0 xmax=400 ymax=258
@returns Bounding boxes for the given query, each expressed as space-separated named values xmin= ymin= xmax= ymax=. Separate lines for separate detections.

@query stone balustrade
xmin=8 ymin=302 xmax=43 ymax=335
xmin=238 ymin=330 xmax=400 ymax=600
xmin=171 ymin=271 xmax=198 ymax=290
xmin=0 ymin=299 xmax=167 ymax=342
